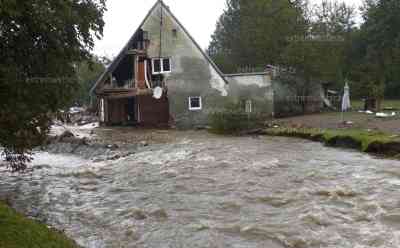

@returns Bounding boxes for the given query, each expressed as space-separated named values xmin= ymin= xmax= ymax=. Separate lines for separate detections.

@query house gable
xmin=92 ymin=0 xmax=228 ymax=96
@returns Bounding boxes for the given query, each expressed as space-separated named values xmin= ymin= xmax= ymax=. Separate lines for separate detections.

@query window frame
xmin=162 ymin=58 xmax=171 ymax=73
xmin=152 ymin=57 xmax=172 ymax=75
xmin=188 ymin=96 xmax=202 ymax=111
xmin=245 ymin=100 xmax=252 ymax=113
xmin=152 ymin=58 xmax=162 ymax=74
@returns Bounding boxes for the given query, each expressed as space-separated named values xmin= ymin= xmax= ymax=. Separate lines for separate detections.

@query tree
xmin=0 ymin=0 xmax=106 ymax=171
xmin=208 ymin=0 xmax=306 ymax=73
xmin=207 ymin=0 xmax=241 ymax=73
xmin=353 ymin=0 xmax=400 ymax=103
xmin=73 ymin=57 xmax=107 ymax=106
xmin=279 ymin=1 xmax=356 ymax=94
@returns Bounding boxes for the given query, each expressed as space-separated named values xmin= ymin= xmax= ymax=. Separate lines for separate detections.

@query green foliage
xmin=209 ymin=0 xmax=357 ymax=98
xmin=0 ymin=202 xmax=78 ymax=248
xmin=207 ymin=0 xmax=306 ymax=73
xmin=209 ymin=103 xmax=263 ymax=134
xmin=73 ymin=57 xmax=106 ymax=106
xmin=352 ymin=99 xmax=400 ymax=110
xmin=209 ymin=0 xmax=400 ymax=100
xmin=0 ymin=0 xmax=106 ymax=170
xmin=273 ymin=99 xmax=305 ymax=117
xmin=280 ymin=0 xmax=356 ymax=91
xmin=348 ymin=0 xmax=400 ymax=100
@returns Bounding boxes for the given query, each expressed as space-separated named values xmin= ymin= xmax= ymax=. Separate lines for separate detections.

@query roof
xmin=224 ymin=72 xmax=272 ymax=77
xmin=91 ymin=0 xmax=228 ymax=95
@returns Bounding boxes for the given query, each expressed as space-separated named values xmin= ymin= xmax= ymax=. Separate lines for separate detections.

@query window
xmin=100 ymin=98 xmax=105 ymax=122
xmin=163 ymin=58 xmax=171 ymax=72
xmin=189 ymin=96 xmax=202 ymax=111
xmin=153 ymin=59 xmax=161 ymax=74
xmin=143 ymin=31 xmax=149 ymax=41
xmin=152 ymin=58 xmax=171 ymax=74
xmin=172 ymin=28 xmax=178 ymax=38
xmin=245 ymin=100 xmax=252 ymax=113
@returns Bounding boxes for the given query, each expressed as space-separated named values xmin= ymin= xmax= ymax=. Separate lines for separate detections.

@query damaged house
xmin=91 ymin=0 xmax=275 ymax=128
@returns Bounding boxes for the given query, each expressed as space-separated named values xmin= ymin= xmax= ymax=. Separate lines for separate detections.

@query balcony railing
xmin=105 ymin=79 xmax=167 ymax=91
xmin=126 ymin=79 xmax=135 ymax=88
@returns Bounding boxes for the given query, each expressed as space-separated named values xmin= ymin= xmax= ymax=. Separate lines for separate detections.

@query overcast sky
xmin=94 ymin=0 xmax=364 ymax=58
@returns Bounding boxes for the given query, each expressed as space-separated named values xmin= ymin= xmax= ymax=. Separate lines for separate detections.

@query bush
xmin=209 ymin=103 xmax=263 ymax=134
xmin=273 ymin=100 xmax=304 ymax=117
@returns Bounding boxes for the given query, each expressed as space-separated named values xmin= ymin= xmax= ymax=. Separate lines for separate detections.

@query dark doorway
xmin=137 ymin=95 xmax=169 ymax=127
xmin=127 ymin=97 xmax=136 ymax=123
xmin=108 ymin=98 xmax=137 ymax=125
xmin=107 ymin=95 xmax=169 ymax=127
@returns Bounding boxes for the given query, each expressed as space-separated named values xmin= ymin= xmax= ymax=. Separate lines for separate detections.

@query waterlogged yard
xmin=2 ymin=130 xmax=400 ymax=247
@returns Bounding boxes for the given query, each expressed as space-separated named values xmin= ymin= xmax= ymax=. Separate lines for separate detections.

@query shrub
xmin=209 ymin=103 xmax=263 ymax=134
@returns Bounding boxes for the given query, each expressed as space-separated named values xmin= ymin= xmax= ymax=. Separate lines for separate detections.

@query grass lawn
xmin=319 ymin=128 xmax=396 ymax=151
xmin=276 ymin=108 xmax=400 ymax=134
xmin=268 ymin=100 xmax=400 ymax=156
xmin=0 ymin=202 xmax=78 ymax=248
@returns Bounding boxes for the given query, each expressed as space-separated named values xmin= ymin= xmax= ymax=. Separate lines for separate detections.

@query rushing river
xmin=2 ymin=133 xmax=400 ymax=248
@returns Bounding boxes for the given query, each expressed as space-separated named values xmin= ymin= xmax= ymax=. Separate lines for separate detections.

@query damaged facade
xmin=92 ymin=0 xmax=275 ymax=128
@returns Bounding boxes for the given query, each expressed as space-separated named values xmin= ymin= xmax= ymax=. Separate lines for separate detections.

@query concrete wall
xmin=141 ymin=4 xmax=228 ymax=128
xmin=224 ymin=73 xmax=275 ymax=116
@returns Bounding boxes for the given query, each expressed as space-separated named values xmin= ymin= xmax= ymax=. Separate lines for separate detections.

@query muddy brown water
xmin=2 ymin=134 xmax=400 ymax=248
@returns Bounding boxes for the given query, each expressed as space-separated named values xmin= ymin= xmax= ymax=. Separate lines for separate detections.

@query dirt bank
xmin=265 ymin=127 xmax=400 ymax=159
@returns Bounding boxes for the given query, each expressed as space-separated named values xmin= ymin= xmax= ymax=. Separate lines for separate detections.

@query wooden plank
xmin=137 ymin=61 xmax=146 ymax=89
xmin=102 ymin=89 xmax=153 ymax=99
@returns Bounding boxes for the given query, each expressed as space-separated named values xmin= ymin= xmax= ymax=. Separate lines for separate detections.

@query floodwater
xmin=2 ymin=133 xmax=400 ymax=248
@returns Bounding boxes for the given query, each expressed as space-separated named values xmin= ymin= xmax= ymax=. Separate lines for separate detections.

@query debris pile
xmin=58 ymin=107 xmax=98 ymax=126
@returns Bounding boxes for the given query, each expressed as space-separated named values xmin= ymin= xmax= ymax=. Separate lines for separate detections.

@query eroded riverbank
xmin=2 ymin=130 xmax=400 ymax=247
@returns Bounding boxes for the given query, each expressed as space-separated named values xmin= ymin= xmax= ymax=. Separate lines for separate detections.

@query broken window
xmin=131 ymin=29 xmax=149 ymax=50
xmin=189 ymin=96 xmax=202 ymax=111
xmin=152 ymin=58 xmax=171 ymax=74
xmin=112 ymin=54 xmax=134 ymax=87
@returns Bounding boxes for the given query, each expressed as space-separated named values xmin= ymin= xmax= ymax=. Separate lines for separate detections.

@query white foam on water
xmin=124 ymin=148 xmax=192 ymax=166
xmin=31 ymin=152 xmax=89 ymax=169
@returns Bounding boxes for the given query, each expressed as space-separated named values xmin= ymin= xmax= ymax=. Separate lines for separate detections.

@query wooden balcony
xmin=100 ymin=79 xmax=166 ymax=99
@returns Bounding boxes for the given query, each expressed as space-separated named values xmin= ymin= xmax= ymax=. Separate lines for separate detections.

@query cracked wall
xmin=141 ymin=4 xmax=228 ymax=128
xmin=224 ymin=73 xmax=275 ymax=116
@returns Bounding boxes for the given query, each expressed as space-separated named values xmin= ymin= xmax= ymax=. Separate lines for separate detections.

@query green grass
xmin=265 ymin=127 xmax=399 ymax=156
xmin=0 ymin=202 xmax=78 ymax=248
xmin=321 ymin=129 xmax=393 ymax=151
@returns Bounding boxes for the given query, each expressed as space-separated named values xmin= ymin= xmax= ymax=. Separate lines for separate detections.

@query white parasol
xmin=341 ymin=82 xmax=351 ymax=122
